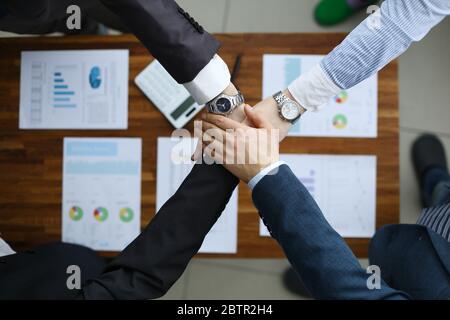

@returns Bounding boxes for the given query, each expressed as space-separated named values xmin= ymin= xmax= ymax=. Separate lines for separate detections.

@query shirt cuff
xmin=247 ymin=161 xmax=286 ymax=190
xmin=183 ymin=54 xmax=231 ymax=105
xmin=287 ymin=64 xmax=342 ymax=112
xmin=0 ymin=237 xmax=15 ymax=257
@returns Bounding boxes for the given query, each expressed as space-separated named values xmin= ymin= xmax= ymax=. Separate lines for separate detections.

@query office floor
xmin=1 ymin=0 xmax=449 ymax=299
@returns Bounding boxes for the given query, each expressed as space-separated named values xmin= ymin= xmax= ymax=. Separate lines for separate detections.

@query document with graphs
xmin=260 ymin=154 xmax=377 ymax=238
xmin=62 ymin=138 xmax=141 ymax=251
xmin=156 ymin=137 xmax=238 ymax=254
xmin=263 ymin=54 xmax=378 ymax=138
xmin=19 ymin=50 xmax=129 ymax=129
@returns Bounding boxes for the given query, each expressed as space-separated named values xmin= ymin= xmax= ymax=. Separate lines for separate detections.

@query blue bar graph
xmin=65 ymin=161 xmax=139 ymax=175
xmin=284 ymin=58 xmax=302 ymax=133
xmin=52 ymin=70 xmax=77 ymax=108
xmin=54 ymin=91 xmax=75 ymax=95
xmin=54 ymin=104 xmax=77 ymax=108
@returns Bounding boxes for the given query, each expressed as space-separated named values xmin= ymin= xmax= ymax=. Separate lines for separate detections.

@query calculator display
xmin=170 ymin=96 xmax=195 ymax=120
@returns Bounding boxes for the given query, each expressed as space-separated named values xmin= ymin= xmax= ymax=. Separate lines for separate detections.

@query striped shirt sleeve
xmin=289 ymin=0 xmax=450 ymax=111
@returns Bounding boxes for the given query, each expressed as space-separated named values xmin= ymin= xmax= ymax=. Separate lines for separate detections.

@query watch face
xmin=281 ymin=101 xmax=301 ymax=121
xmin=215 ymin=97 xmax=232 ymax=113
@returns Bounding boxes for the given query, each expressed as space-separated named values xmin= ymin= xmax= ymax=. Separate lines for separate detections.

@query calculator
xmin=134 ymin=60 xmax=203 ymax=129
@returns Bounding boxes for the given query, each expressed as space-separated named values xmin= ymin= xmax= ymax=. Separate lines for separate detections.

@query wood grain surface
xmin=0 ymin=33 xmax=399 ymax=258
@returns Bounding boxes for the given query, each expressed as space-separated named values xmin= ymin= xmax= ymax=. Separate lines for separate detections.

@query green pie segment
xmin=333 ymin=114 xmax=348 ymax=129
xmin=94 ymin=207 xmax=109 ymax=222
xmin=69 ymin=206 xmax=84 ymax=221
xmin=119 ymin=207 xmax=134 ymax=223
xmin=335 ymin=90 xmax=348 ymax=104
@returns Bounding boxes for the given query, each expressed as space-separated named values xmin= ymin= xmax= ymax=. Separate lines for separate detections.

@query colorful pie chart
xmin=332 ymin=114 xmax=348 ymax=129
xmin=119 ymin=207 xmax=134 ymax=223
xmin=93 ymin=207 xmax=108 ymax=222
xmin=335 ymin=90 xmax=348 ymax=104
xmin=69 ymin=206 xmax=83 ymax=221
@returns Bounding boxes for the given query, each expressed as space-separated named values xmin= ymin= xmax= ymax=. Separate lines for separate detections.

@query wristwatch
xmin=206 ymin=91 xmax=245 ymax=116
xmin=272 ymin=91 xmax=306 ymax=123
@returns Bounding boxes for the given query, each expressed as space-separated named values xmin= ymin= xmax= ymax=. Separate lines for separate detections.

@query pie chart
xmin=69 ymin=206 xmax=83 ymax=221
xmin=93 ymin=207 xmax=108 ymax=222
xmin=335 ymin=90 xmax=348 ymax=104
xmin=332 ymin=114 xmax=348 ymax=129
xmin=119 ymin=207 xmax=134 ymax=223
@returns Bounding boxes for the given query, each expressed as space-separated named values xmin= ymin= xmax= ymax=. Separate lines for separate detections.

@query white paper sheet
xmin=262 ymin=54 xmax=378 ymax=138
xmin=62 ymin=138 xmax=141 ymax=251
xmin=260 ymin=154 xmax=377 ymax=238
xmin=20 ymin=50 xmax=129 ymax=129
xmin=156 ymin=137 xmax=238 ymax=254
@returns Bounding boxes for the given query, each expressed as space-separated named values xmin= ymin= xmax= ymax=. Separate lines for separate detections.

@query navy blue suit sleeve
xmin=252 ymin=165 xmax=409 ymax=300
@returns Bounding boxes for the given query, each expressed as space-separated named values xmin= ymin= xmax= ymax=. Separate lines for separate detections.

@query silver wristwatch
xmin=206 ymin=91 xmax=245 ymax=116
xmin=272 ymin=91 xmax=306 ymax=123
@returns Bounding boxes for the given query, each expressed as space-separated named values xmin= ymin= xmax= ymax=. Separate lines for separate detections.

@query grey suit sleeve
xmin=252 ymin=165 xmax=409 ymax=300
xmin=100 ymin=0 xmax=220 ymax=83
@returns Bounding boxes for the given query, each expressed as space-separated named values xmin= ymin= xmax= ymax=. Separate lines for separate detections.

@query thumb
xmin=244 ymin=104 xmax=273 ymax=129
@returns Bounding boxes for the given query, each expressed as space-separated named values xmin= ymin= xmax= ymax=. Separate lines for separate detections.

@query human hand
xmin=243 ymin=89 xmax=299 ymax=141
xmin=201 ymin=104 xmax=280 ymax=183
xmin=192 ymin=82 xmax=245 ymax=161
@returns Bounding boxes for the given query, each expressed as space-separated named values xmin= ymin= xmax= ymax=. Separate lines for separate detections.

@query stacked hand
xmin=200 ymin=104 xmax=280 ymax=183
xmin=201 ymin=83 xmax=298 ymax=183
xmin=247 ymin=94 xmax=292 ymax=140
xmin=220 ymin=84 xmax=295 ymax=139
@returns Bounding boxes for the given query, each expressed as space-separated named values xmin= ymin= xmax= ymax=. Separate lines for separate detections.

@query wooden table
xmin=0 ymin=33 xmax=399 ymax=258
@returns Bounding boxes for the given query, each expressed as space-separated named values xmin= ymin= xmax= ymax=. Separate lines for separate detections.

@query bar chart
xmin=53 ymin=69 xmax=77 ymax=108
xmin=19 ymin=50 xmax=129 ymax=129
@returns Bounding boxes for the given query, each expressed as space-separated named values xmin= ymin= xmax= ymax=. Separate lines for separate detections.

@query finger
xmin=191 ymin=131 xmax=203 ymax=161
xmin=202 ymin=112 xmax=246 ymax=131
xmin=191 ymin=141 xmax=202 ymax=161
xmin=203 ymin=125 xmax=225 ymax=147
xmin=201 ymin=121 xmax=226 ymax=141
xmin=203 ymin=139 xmax=225 ymax=164
xmin=229 ymin=103 xmax=246 ymax=122
xmin=244 ymin=104 xmax=273 ymax=129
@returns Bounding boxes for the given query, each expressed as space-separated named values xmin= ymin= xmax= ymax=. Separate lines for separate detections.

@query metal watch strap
xmin=273 ymin=91 xmax=306 ymax=123
xmin=273 ymin=91 xmax=288 ymax=107
xmin=230 ymin=92 xmax=244 ymax=107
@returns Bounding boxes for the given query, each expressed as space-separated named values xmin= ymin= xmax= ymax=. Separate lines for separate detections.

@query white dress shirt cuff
xmin=0 ymin=237 xmax=15 ymax=257
xmin=287 ymin=64 xmax=342 ymax=112
xmin=247 ymin=161 xmax=286 ymax=190
xmin=183 ymin=54 xmax=231 ymax=105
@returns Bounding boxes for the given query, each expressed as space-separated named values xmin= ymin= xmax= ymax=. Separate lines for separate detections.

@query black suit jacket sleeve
xmin=81 ymin=163 xmax=239 ymax=299
xmin=100 ymin=0 xmax=220 ymax=83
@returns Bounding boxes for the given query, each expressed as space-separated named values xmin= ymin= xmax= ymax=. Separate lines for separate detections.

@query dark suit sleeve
xmin=99 ymin=0 xmax=220 ymax=83
xmin=253 ymin=165 xmax=410 ymax=300
xmin=81 ymin=163 xmax=238 ymax=299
